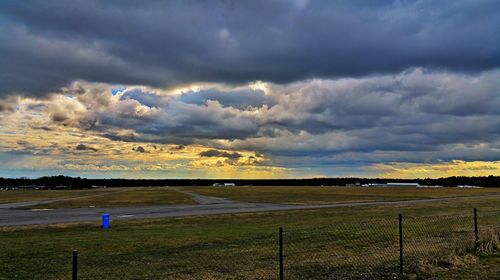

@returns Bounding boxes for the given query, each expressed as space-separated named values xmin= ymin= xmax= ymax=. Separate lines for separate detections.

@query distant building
xmin=387 ymin=183 xmax=420 ymax=187
xmin=212 ymin=183 xmax=236 ymax=187
xmin=16 ymin=185 xmax=49 ymax=190
xmin=457 ymin=185 xmax=481 ymax=189
xmin=362 ymin=182 xmax=420 ymax=187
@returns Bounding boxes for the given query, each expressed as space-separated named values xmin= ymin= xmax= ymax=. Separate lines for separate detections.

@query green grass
xmin=0 ymin=196 xmax=498 ymax=279
xmin=185 ymin=186 xmax=500 ymax=205
xmin=22 ymin=187 xmax=196 ymax=209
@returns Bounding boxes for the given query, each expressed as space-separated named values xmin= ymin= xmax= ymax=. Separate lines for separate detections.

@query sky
xmin=0 ymin=0 xmax=499 ymax=179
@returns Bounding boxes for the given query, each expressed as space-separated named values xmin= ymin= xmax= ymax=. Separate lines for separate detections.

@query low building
xmin=387 ymin=183 xmax=420 ymax=187
xmin=362 ymin=182 xmax=420 ymax=187
xmin=457 ymin=185 xmax=481 ymax=189
xmin=212 ymin=183 xmax=236 ymax=187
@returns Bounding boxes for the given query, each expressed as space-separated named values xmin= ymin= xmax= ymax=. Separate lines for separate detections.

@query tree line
xmin=0 ymin=175 xmax=499 ymax=189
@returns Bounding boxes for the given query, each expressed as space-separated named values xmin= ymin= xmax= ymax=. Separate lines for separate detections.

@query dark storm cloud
xmin=43 ymin=68 xmax=495 ymax=165
xmin=199 ymin=149 xmax=242 ymax=159
xmin=75 ymin=144 xmax=98 ymax=152
xmin=171 ymin=145 xmax=185 ymax=150
xmin=180 ymin=88 xmax=271 ymax=109
xmin=86 ymin=88 xmax=264 ymax=142
xmin=120 ymin=90 xmax=169 ymax=108
xmin=132 ymin=146 xmax=148 ymax=153
xmin=1 ymin=0 xmax=499 ymax=97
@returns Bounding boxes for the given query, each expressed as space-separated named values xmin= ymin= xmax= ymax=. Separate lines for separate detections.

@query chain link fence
xmin=3 ymin=208 xmax=498 ymax=279
xmin=283 ymin=219 xmax=400 ymax=279
xmin=77 ymin=232 xmax=278 ymax=280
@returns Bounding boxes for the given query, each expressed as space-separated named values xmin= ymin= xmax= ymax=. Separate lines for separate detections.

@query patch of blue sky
xmin=112 ymin=87 xmax=127 ymax=95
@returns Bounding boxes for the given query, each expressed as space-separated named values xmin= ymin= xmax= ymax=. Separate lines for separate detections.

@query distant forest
xmin=0 ymin=175 xmax=499 ymax=189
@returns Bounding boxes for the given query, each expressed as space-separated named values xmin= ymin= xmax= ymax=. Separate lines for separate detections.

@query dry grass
xmin=186 ymin=186 xmax=500 ymax=205
xmin=407 ymin=227 xmax=500 ymax=279
xmin=477 ymin=227 xmax=500 ymax=254
xmin=3 ymin=186 xmax=499 ymax=207
xmin=409 ymin=254 xmax=479 ymax=279
xmin=0 ymin=188 xmax=122 ymax=203
xmin=23 ymin=187 xmax=196 ymax=208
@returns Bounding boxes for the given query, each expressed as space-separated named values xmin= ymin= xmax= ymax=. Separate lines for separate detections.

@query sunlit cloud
xmin=1 ymin=68 xmax=500 ymax=178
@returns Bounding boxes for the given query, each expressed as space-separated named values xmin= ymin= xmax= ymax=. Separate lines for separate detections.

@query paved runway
xmin=0 ymin=191 xmax=498 ymax=227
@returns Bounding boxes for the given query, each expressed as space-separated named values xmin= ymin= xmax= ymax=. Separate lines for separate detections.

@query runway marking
xmin=31 ymin=208 xmax=54 ymax=211
xmin=117 ymin=214 xmax=135 ymax=218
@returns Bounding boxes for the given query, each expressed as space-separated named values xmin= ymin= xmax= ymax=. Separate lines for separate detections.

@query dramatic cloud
xmin=180 ymin=88 xmax=270 ymax=109
xmin=133 ymin=146 xmax=148 ymax=153
xmin=0 ymin=0 xmax=499 ymax=97
xmin=75 ymin=144 xmax=98 ymax=152
xmin=1 ymin=68 xmax=499 ymax=177
xmin=1 ymin=1 xmax=499 ymax=178
xmin=200 ymin=149 xmax=242 ymax=159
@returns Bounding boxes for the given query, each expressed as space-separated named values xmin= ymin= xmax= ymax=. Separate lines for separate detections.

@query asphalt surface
xmin=0 ymin=191 xmax=498 ymax=227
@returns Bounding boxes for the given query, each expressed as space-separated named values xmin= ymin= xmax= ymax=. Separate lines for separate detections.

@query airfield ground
xmin=20 ymin=187 xmax=195 ymax=209
xmin=0 ymin=187 xmax=498 ymax=279
xmin=185 ymin=185 xmax=500 ymax=205
xmin=1 ymin=185 xmax=499 ymax=209
xmin=0 ymin=188 xmax=124 ymax=204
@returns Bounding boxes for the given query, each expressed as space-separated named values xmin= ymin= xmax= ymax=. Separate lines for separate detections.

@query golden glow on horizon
xmin=374 ymin=160 xmax=500 ymax=179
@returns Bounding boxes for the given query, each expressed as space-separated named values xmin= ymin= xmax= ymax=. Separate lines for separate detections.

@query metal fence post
xmin=398 ymin=214 xmax=403 ymax=275
xmin=72 ymin=250 xmax=78 ymax=280
xmin=279 ymin=227 xmax=284 ymax=280
xmin=474 ymin=208 xmax=479 ymax=250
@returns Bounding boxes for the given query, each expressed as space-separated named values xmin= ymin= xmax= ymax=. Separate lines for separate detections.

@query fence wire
xmin=1 ymin=208 xmax=498 ymax=279
xmin=405 ymin=213 xmax=474 ymax=258
xmin=283 ymin=218 xmax=400 ymax=279
xmin=76 ymin=231 xmax=278 ymax=280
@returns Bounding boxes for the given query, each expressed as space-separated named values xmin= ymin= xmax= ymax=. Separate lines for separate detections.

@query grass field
xmin=0 ymin=195 xmax=498 ymax=279
xmin=185 ymin=186 xmax=500 ymax=205
xmin=0 ymin=188 xmax=124 ymax=204
xmin=3 ymin=186 xmax=499 ymax=209
xmin=23 ymin=187 xmax=196 ymax=209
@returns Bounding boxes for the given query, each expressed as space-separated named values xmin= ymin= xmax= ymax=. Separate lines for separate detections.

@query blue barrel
xmin=102 ymin=213 xmax=110 ymax=229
